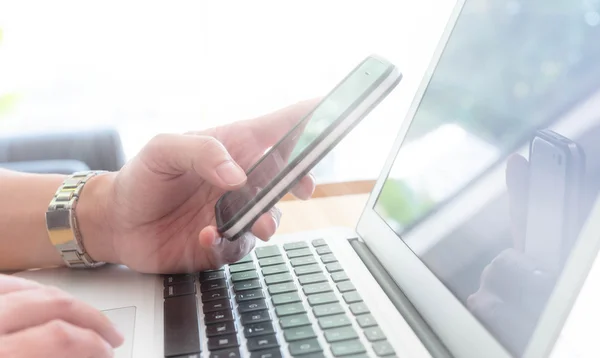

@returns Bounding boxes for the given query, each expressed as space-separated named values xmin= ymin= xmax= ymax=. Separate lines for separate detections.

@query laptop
xmin=14 ymin=0 xmax=600 ymax=357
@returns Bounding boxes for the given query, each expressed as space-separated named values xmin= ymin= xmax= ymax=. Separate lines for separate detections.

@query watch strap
xmin=46 ymin=171 xmax=107 ymax=268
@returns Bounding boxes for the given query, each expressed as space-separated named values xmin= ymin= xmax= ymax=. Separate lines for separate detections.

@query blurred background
xmin=0 ymin=0 xmax=455 ymax=183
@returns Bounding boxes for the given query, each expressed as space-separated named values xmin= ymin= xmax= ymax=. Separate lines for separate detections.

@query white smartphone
xmin=524 ymin=129 xmax=585 ymax=273
xmin=215 ymin=55 xmax=402 ymax=241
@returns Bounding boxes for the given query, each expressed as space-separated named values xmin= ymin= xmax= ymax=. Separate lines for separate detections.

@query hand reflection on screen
xmin=467 ymin=154 xmax=558 ymax=354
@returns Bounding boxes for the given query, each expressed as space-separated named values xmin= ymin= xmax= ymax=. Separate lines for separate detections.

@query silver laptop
xmin=15 ymin=0 xmax=600 ymax=357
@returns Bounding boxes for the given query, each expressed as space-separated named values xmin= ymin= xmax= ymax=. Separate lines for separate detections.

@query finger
xmin=143 ymin=133 xmax=247 ymax=189
xmin=0 ymin=286 xmax=124 ymax=348
xmin=198 ymin=226 xmax=256 ymax=269
xmin=0 ymin=274 xmax=42 ymax=294
xmin=505 ymin=153 xmax=529 ymax=251
xmin=250 ymin=207 xmax=282 ymax=241
xmin=289 ymin=173 xmax=316 ymax=200
xmin=479 ymin=249 xmax=555 ymax=310
xmin=0 ymin=320 xmax=114 ymax=358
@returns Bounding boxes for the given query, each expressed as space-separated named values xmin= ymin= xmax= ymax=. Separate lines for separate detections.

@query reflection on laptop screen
xmin=374 ymin=0 xmax=600 ymax=357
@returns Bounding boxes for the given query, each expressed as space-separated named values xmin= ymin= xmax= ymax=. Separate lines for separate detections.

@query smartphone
xmin=215 ymin=55 xmax=402 ymax=241
xmin=524 ymin=129 xmax=585 ymax=273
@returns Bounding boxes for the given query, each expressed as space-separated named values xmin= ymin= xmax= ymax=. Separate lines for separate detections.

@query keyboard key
xmin=244 ymin=322 xmax=275 ymax=338
xmin=205 ymin=310 xmax=234 ymax=324
xmin=164 ymin=274 xmax=195 ymax=286
xmin=372 ymin=341 xmax=395 ymax=356
xmin=307 ymin=292 xmax=338 ymax=306
xmin=287 ymin=248 xmax=313 ymax=258
xmin=202 ymin=288 xmax=229 ymax=302
xmin=350 ymin=302 xmax=370 ymax=315
xmin=201 ymin=279 xmax=227 ymax=293
xmin=313 ymin=303 xmax=344 ymax=317
xmin=262 ymin=264 xmax=288 ymax=276
xmin=233 ymin=279 xmax=261 ymax=292
xmin=164 ymin=282 xmax=196 ymax=298
xmin=283 ymin=241 xmax=308 ymax=251
xmin=200 ymin=271 xmax=226 ymax=282
xmin=241 ymin=310 xmax=271 ymax=325
xmin=247 ymin=334 xmax=279 ymax=351
xmin=312 ymin=239 xmax=327 ymax=247
xmin=279 ymin=314 xmax=311 ymax=328
xmin=238 ymin=299 xmax=268 ymax=313
xmin=330 ymin=271 xmax=349 ymax=282
xmin=302 ymin=282 xmax=332 ymax=295
xmin=337 ymin=281 xmax=355 ymax=293
xmin=203 ymin=299 xmax=231 ymax=313
xmin=231 ymin=271 xmax=259 ymax=282
xmin=264 ymin=273 xmax=293 ymax=285
xmin=259 ymin=256 xmax=285 ymax=267
xmin=320 ymin=254 xmax=337 ymax=264
xmin=298 ymin=353 xmax=326 ymax=358
xmin=326 ymin=262 xmax=343 ymax=273
xmin=343 ymin=291 xmax=362 ymax=304
xmin=235 ymin=254 xmax=254 ymax=263
xmin=288 ymin=338 xmax=322 ymax=355
xmin=164 ymin=294 xmax=201 ymax=357
xmin=210 ymin=347 xmax=241 ymax=358
xmin=316 ymin=246 xmax=332 ymax=255
xmin=250 ymin=348 xmax=282 ymax=358
xmin=294 ymin=264 xmax=322 ymax=276
xmin=330 ymin=340 xmax=366 ymax=357
xmin=275 ymin=302 xmax=306 ymax=317
xmin=236 ymin=289 xmax=264 ymax=302
xmin=267 ymin=282 xmax=297 ymax=295
xmin=364 ymin=327 xmax=386 ymax=342
xmin=290 ymin=256 xmax=317 ymax=267
xmin=318 ymin=314 xmax=351 ymax=329
xmin=255 ymin=246 xmax=281 ymax=259
xmin=229 ymin=262 xmax=256 ymax=273
xmin=356 ymin=314 xmax=377 ymax=328
xmin=271 ymin=292 xmax=301 ymax=306
xmin=206 ymin=321 xmax=236 ymax=337
xmin=324 ymin=326 xmax=358 ymax=342
xmin=207 ymin=334 xmax=239 ymax=351
xmin=298 ymin=273 xmax=327 ymax=285
xmin=284 ymin=326 xmax=317 ymax=341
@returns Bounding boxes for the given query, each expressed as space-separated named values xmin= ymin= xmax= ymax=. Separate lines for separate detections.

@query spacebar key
xmin=164 ymin=294 xmax=202 ymax=357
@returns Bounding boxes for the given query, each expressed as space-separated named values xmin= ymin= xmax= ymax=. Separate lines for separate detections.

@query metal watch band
xmin=45 ymin=171 xmax=107 ymax=268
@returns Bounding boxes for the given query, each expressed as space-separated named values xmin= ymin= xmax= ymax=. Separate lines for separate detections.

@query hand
xmin=81 ymin=99 xmax=319 ymax=274
xmin=466 ymin=154 xmax=557 ymax=353
xmin=0 ymin=274 xmax=123 ymax=358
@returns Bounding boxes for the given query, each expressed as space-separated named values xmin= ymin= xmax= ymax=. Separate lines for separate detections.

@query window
xmin=0 ymin=0 xmax=454 ymax=182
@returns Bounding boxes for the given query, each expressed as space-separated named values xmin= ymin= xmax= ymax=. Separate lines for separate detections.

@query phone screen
xmin=217 ymin=57 xmax=391 ymax=229
xmin=524 ymin=136 xmax=568 ymax=272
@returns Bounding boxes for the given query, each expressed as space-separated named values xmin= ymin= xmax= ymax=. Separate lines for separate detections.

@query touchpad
xmin=103 ymin=306 xmax=136 ymax=358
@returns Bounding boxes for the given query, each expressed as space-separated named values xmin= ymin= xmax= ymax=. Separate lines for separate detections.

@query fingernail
xmin=272 ymin=207 xmax=282 ymax=229
xmin=216 ymin=161 xmax=246 ymax=186
xmin=104 ymin=340 xmax=115 ymax=356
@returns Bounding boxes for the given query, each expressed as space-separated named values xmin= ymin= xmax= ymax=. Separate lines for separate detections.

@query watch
xmin=45 ymin=171 xmax=107 ymax=268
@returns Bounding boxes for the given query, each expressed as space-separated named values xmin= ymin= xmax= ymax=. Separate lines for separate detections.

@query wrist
xmin=76 ymin=171 xmax=119 ymax=265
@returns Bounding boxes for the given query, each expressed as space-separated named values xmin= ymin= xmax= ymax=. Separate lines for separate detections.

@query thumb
xmin=142 ymin=133 xmax=247 ymax=189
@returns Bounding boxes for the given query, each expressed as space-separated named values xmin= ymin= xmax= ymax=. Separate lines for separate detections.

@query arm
xmin=0 ymin=169 xmax=115 ymax=271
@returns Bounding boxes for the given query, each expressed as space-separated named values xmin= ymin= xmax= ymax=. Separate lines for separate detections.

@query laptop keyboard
xmin=163 ymin=238 xmax=397 ymax=358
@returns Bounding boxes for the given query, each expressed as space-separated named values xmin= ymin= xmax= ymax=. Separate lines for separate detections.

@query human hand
xmin=0 ymin=274 xmax=123 ymax=358
xmin=80 ymin=99 xmax=318 ymax=274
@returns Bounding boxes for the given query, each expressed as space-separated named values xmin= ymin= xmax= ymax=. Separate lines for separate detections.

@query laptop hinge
xmin=348 ymin=238 xmax=453 ymax=358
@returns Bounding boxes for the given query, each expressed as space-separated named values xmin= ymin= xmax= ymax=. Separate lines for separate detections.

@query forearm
xmin=0 ymin=169 xmax=116 ymax=271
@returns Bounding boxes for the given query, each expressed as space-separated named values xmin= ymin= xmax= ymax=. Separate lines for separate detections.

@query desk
xmin=277 ymin=193 xmax=370 ymax=234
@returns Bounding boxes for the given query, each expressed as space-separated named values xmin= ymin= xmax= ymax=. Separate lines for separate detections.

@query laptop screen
xmin=373 ymin=0 xmax=600 ymax=356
